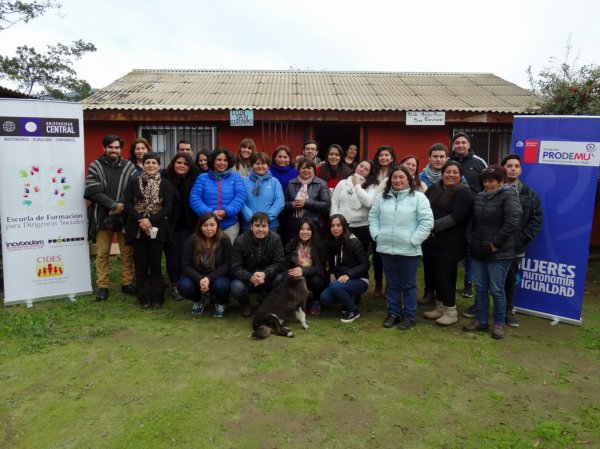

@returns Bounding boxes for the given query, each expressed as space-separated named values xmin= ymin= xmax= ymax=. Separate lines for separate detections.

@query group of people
xmin=84 ymin=132 xmax=542 ymax=339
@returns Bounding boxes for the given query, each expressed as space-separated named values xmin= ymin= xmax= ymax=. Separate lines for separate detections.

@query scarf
xmin=134 ymin=172 xmax=162 ymax=217
xmin=297 ymin=242 xmax=313 ymax=268
xmin=294 ymin=176 xmax=313 ymax=218
xmin=249 ymin=169 xmax=272 ymax=196
xmin=424 ymin=163 xmax=442 ymax=184
xmin=209 ymin=169 xmax=231 ymax=180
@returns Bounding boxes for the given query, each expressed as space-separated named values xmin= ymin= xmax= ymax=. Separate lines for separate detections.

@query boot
xmin=436 ymin=305 xmax=458 ymax=326
xmin=373 ymin=279 xmax=383 ymax=298
xmin=424 ymin=301 xmax=444 ymax=320
xmin=418 ymin=287 xmax=436 ymax=305
xmin=137 ymin=283 xmax=151 ymax=309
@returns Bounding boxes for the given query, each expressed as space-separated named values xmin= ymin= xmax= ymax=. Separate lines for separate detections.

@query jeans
xmin=178 ymin=275 xmax=230 ymax=304
xmin=380 ymin=254 xmax=420 ymax=320
xmin=164 ymin=229 xmax=191 ymax=285
xmin=464 ymin=254 xmax=473 ymax=284
xmin=320 ymin=278 xmax=368 ymax=313
xmin=471 ymin=257 xmax=511 ymax=325
xmin=230 ymin=272 xmax=283 ymax=306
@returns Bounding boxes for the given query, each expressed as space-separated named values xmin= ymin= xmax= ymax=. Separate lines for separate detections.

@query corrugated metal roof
xmin=83 ymin=70 xmax=538 ymax=113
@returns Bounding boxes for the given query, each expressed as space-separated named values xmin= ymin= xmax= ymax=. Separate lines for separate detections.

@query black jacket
xmin=231 ymin=231 xmax=284 ymax=282
xmin=181 ymin=235 xmax=231 ymax=283
xmin=467 ymin=186 xmax=522 ymax=260
xmin=512 ymin=180 xmax=543 ymax=255
xmin=326 ymin=235 xmax=369 ymax=279
xmin=449 ymin=150 xmax=487 ymax=194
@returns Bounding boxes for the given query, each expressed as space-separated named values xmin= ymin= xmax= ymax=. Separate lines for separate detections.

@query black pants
xmin=504 ymin=257 xmax=521 ymax=313
xmin=423 ymin=253 xmax=458 ymax=307
xmin=306 ymin=273 xmax=326 ymax=305
xmin=134 ymin=235 xmax=165 ymax=305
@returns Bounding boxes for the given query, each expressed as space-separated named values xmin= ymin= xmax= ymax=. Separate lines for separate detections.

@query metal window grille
xmin=137 ymin=124 xmax=216 ymax=163
xmin=452 ymin=127 xmax=513 ymax=164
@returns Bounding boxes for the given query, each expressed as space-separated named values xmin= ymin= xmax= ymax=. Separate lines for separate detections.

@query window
xmin=452 ymin=126 xmax=512 ymax=165
xmin=138 ymin=124 xmax=216 ymax=162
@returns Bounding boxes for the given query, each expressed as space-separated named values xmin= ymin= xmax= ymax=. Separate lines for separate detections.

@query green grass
xmin=1 ymin=257 xmax=599 ymax=448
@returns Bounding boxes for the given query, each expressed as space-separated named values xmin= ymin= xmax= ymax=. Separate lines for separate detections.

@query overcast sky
xmin=1 ymin=0 xmax=598 ymax=91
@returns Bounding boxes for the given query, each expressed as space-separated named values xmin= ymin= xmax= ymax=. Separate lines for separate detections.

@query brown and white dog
xmin=251 ymin=274 xmax=310 ymax=339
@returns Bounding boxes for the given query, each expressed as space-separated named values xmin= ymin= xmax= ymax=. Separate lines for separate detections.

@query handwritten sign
xmin=230 ymin=109 xmax=254 ymax=127
xmin=406 ymin=111 xmax=445 ymax=126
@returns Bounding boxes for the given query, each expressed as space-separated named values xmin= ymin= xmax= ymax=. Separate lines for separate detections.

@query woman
xmin=344 ymin=144 xmax=359 ymax=171
xmin=162 ymin=153 xmax=200 ymax=300
xmin=422 ymin=161 xmax=473 ymax=325
xmin=284 ymin=157 xmax=331 ymax=243
xmin=231 ymin=137 xmax=256 ymax=178
xmin=463 ymin=164 xmax=521 ymax=339
xmin=401 ymin=155 xmax=427 ymax=193
xmin=241 ymin=152 xmax=285 ymax=232
xmin=123 ymin=152 xmax=174 ymax=309
xmin=330 ymin=159 xmax=379 ymax=253
xmin=269 ymin=145 xmax=298 ymax=193
xmin=285 ymin=218 xmax=326 ymax=315
xmin=195 ymin=149 xmax=211 ymax=173
xmin=321 ymin=214 xmax=370 ymax=323
xmin=371 ymin=145 xmax=398 ymax=297
xmin=369 ymin=165 xmax=433 ymax=330
xmin=178 ymin=212 xmax=231 ymax=318
xmin=190 ymin=148 xmax=246 ymax=244
xmin=316 ymin=144 xmax=352 ymax=190
xmin=128 ymin=137 xmax=151 ymax=175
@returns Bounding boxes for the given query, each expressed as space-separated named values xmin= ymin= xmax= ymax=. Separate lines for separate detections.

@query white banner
xmin=0 ymin=99 xmax=92 ymax=306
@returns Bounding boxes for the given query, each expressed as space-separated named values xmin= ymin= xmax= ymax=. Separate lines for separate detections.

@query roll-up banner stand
xmin=512 ymin=116 xmax=600 ymax=325
xmin=0 ymin=99 xmax=92 ymax=306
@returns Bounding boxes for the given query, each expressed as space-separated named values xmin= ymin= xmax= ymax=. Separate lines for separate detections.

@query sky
xmin=0 ymin=0 xmax=598 ymax=92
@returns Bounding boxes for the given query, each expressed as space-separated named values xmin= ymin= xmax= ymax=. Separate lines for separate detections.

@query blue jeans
xmin=230 ymin=273 xmax=283 ymax=306
xmin=471 ymin=258 xmax=511 ymax=325
xmin=380 ymin=254 xmax=420 ymax=320
xmin=320 ymin=278 xmax=368 ymax=313
xmin=178 ymin=275 xmax=230 ymax=304
xmin=464 ymin=254 xmax=473 ymax=284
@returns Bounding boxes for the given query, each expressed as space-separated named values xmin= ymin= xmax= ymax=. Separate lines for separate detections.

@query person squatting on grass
xmin=178 ymin=212 xmax=232 ymax=318
xmin=369 ymin=165 xmax=434 ymax=331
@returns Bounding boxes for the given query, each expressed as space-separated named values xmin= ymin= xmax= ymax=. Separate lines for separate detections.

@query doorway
xmin=313 ymin=123 xmax=360 ymax=161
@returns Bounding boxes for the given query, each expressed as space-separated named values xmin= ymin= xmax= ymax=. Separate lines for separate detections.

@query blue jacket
xmin=369 ymin=189 xmax=433 ymax=256
xmin=241 ymin=170 xmax=285 ymax=230
xmin=189 ymin=170 xmax=246 ymax=230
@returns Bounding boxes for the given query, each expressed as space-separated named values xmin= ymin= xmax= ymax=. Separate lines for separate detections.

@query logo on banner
xmin=0 ymin=116 xmax=80 ymax=137
xmin=36 ymin=255 xmax=64 ymax=278
xmin=521 ymin=139 xmax=600 ymax=166
xmin=47 ymin=236 xmax=85 ymax=246
xmin=5 ymin=239 xmax=45 ymax=251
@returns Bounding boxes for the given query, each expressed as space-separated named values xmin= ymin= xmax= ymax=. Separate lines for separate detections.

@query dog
xmin=251 ymin=274 xmax=310 ymax=339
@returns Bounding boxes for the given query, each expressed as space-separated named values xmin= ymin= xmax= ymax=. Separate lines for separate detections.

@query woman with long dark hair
xmin=178 ymin=212 xmax=232 ymax=317
xmin=369 ymin=165 xmax=433 ymax=330
xmin=269 ymin=145 xmax=298 ymax=193
xmin=123 ymin=152 xmax=174 ymax=309
xmin=400 ymin=155 xmax=427 ymax=193
xmin=162 ymin=153 xmax=200 ymax=300
xmin=321 ymin=214 xmax=370 ymax=323
xmin=285 ymin=218 xmax=326 ymax=315
xmin=195 ymin=149 xmax=211 ymax=174
xmin=128 ymin=137 xmax=151 ymax=176
xmin=316 ymin=144 xmax=353 ymax=190
xmin=231 ymin=137 xmax=256 ymax=178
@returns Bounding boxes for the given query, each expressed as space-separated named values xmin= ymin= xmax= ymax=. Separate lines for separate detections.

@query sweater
xmin=269 ymin=164 xmax=298 ymax=192
xmin=330 ymin=176 xmax=380 ymax=228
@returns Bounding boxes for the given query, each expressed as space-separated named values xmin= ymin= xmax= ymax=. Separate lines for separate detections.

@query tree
xmin=0 ymin=1 xmax=96 ymax=100
xmin=0 ymin=0 xmax=61 ymax=31
xmin=527 ymin=39 xmax=600 ymax=115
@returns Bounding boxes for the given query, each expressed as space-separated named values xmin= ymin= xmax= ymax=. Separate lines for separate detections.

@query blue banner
xmin=512 ymin=116 xmax=600 ymax=325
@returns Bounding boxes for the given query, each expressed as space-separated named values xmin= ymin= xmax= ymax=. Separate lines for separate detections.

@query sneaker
xmin=492 ymin=323 xmax=505 ymax=339
xmin=309 ymin=301 xmax=321 ymax=316
xmin=191 ymin=299 xmax=206 ymax=316
xmin=171 ymin=286 xmax=184 ymax=301
xmin=462 ymin=303 xmax=476 ymax=318
xmin=397 ymin=317 xmax=416 ymax=330
xmin=213 ymin=303 xmax=226 ymax=318
xmin=505 ymin=314 xmax=520 ymax=328
xmin=240 ymin=305 xmax=253 ymax=318
xmin=462 ymin=320 xmax=489 ymax=332
xmin=383 ymin=315 xmax=400 ymax=328
xmin=462 ymin=282 xmax=474 ymax=298
xmin=340 ymin=310 xmax=360 ymax=323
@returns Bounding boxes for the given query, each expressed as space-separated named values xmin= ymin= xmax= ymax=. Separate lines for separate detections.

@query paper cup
xmin=149 ymin=227 xmax=158 ymax=239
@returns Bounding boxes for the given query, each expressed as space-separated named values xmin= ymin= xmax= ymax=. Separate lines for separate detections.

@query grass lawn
xmin=1 ymin=257 xmax=599 ymax=449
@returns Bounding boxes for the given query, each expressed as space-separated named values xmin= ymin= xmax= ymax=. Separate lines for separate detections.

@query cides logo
xmin=35 ymin=255 xmax=64 ymax=278
xmin=538 ymin=140 xmax=600 ymax=167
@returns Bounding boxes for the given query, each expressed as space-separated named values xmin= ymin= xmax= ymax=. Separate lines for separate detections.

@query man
xmin=176 ymin=139 xmax=193 ymax=156
xmin=298 ymin=139 xmax=321 ymax=165
xmin=419 ymin=143 xmax=449 ymax=188
xmin=449 ymin=132 xmax=487 ymax=303
xmin=500 ymin=153 xmax=543 ymax=327
xmin=418 ymin=143 xmax=449 ymax=305
xmin=84 ymin=135 xmax=137 ymax=301
xmin=230 ymin=212 xmax=284 ymax=317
